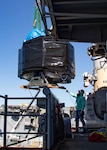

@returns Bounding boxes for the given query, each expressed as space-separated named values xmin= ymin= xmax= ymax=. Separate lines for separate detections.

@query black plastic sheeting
xmin=18 ymin=36 xmax=75 ymax=84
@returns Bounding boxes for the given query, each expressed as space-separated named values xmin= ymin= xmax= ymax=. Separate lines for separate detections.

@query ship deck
xmin=57 ymin=133 xmax=107 ymax=150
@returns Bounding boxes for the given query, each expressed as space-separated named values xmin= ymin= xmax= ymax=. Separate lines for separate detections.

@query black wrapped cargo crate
xmin=18 ymin=36 xmax=75 ymax=84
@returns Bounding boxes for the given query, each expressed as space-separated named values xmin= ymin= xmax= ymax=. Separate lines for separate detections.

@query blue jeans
xmin=75 ymin=110 xmax=85 ymax=132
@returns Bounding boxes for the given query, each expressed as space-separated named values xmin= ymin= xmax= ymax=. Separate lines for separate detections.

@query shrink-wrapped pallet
xmin=18 ymin=36 xmax=75 ymax=83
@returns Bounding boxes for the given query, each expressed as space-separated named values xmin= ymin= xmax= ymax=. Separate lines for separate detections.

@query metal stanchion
xmin=43 ymin=87 xmax=51 ymax=150
xmin=3 ymin=95 xmax=8 ymax=147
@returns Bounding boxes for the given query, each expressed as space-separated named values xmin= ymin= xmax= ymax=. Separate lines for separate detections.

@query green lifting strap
xmin=33 ymin=0 xmax=41 ymax=30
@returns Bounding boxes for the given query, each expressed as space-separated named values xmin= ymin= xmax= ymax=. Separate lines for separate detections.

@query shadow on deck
xmin=57 ymin=133 xmax=107 ymax=150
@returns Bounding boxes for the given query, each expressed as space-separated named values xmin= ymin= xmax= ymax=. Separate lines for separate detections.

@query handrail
xmin=0 ymin=91 xmax=47 ymax=149
xmin=0 ymin=86 xmax=64 ymax=150
xmin=0 ymin=95 xmax=7 ymax=99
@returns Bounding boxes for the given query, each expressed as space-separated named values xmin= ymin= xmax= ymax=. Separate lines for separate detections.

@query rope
xmin=33 ymin=0 xmax=41 ymax=30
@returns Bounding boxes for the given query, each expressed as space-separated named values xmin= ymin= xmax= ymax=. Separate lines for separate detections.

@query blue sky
xmin=0 ymin=0 xmax=93 ymax=106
